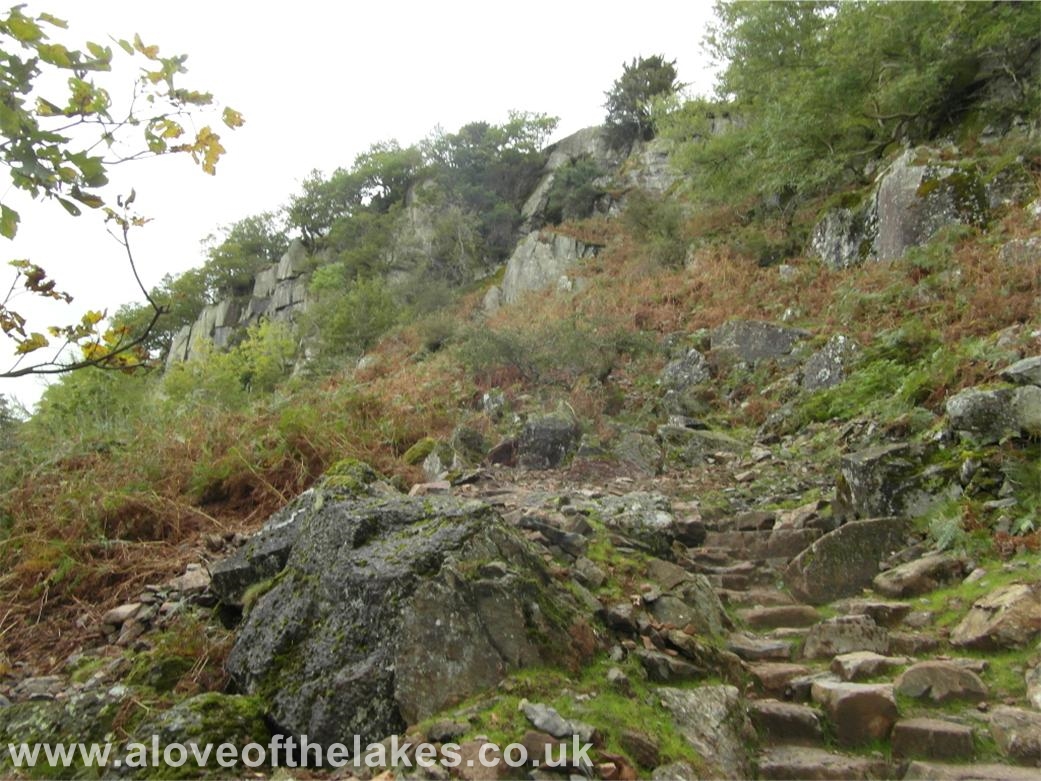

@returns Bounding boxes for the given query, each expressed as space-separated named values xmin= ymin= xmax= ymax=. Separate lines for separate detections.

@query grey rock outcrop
xmin=520 ymin=127 xmax=624 ymax=228
xmin=801 ymin=334 xmax=860 ymax=391
xmin=836 ymin=443 xmax=960 ymax=521
xmin=167 ymin=240 xmax=312 ymax=367
xmin=812 ymin=147 xmax=991 ymax=269
xmin=492 ymin=231 xmax=600 ymax=308
xmin=709 ymin=320 xmax=809 ymax=366
xmin=223 ymin=494 xmax=590 ymax=746
xmin=784 ymin=517 xmax=908 ymax=604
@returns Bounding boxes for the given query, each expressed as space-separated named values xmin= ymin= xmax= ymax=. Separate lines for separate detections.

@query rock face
xmin=949 ymin=582 xmax=1041 ymax=650
xmin=520 ymin=126 xmax=624 ymax=228
xmin=811 ymin=146 xmax=989 ymax=268
xmin=223 ymin=494 xmax=589 ymax=746
xmin=167 ymin=240 xmax=311 ymax=366
xmin=784 ymin=517 xmax=908 ymax=604
xmin=658 ymin=685 xmax=755 ymax=779
xmin=494 ymin=231 xmax=600 ymax=307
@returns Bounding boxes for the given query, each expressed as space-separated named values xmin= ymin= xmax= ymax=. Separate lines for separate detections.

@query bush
xmin=162 ymin=320 xmax=297 ymax=409
xmin=543 ymin=156 xmax=606 ymax=225
xmin=457 ymin=318 xmax=649 ymax=387
xmin=304 ymin=275 xmax=398 ymax=363
xmin=622 ymin=190 xmax=688 ymax=267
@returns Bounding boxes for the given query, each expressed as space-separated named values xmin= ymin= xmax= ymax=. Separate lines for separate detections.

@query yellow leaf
xmin=133 ymin=33 xmax=159 ymax=59
xmin=222 ymin=107 xmax=245 ymax=129
xmin=15 ymin=332 xmax=49 ymax=354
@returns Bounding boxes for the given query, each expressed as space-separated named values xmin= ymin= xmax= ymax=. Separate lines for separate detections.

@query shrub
xmin=543 ymin=156 xmax=606 ymax=225
xmin=622 ymin=190 xmax=688 ymax=267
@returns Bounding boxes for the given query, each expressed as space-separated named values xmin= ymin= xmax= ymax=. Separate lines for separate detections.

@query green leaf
xmin=7 ymin=12 xmax=43 ymax=43
xmin=0 ymin=205 xmax=20 ymax=239
xmin=116 ymin=37 xmax=134 ymax=55
xmin=57 ymin=197 xmax=81 ymax=217
xmin=37 ymin=13 xmax=68 ymax=29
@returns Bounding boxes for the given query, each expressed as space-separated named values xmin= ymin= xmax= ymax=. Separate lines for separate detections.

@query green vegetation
xmin=659 ymin=0 xmax=1040 ymax=208
xmin=604 ymin=54 xmax=680 ymax=149
xmin=0 ymin=6 xmax=242 ymax=376
xmin=0 ymin=6 xmax=1038 ymax=766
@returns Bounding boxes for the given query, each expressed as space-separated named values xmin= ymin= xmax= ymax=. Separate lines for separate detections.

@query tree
xmin=0 ymin=6 xmax=243 ymax=377
xmin=659 ymin=1 xmax=1041 ymax=207
xmin=604 ymin=55 xmax=679 ymax=149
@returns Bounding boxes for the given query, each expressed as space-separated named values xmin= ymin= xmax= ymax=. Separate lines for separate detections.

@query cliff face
xmin=165 ymin=240 xmax=313 ymax=367
xmin=165 ymin=120 xmax=1036 ymax=369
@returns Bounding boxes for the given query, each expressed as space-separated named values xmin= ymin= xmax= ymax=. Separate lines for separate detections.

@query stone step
xmin=702 ymin=527 xmax=821 ymax=559
xmin=902 ymin=762 xmax=1041 ymax=780
xmin=715 ymin=587 xmax=796 ymax=608
xmin=748 ymin=699 xmax=825 ymax=745
xmin=747 ymin=662 xmax=813 ymax=697
xmin=726 ymin=632 xmax=793 ymax=662
xmin=737 ymin=604 xmax=821 ymax=630
xmin=891 ymin=717 xmax=975 ymax=761
xmin=757 ymin=745 xmax=892 ymax=780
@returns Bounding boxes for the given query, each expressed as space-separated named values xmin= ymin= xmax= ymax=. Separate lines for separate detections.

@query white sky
xmin=2 ymin=0 xmax=719 ymax=408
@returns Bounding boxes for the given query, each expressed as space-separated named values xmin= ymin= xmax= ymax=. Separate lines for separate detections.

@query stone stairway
xmin=683 ymin=505 xmax=1041 ymax=781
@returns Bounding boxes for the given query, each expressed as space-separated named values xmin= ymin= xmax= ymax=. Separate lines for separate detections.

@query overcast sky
xmin=3 ymin=0 xmax=719 ymax=408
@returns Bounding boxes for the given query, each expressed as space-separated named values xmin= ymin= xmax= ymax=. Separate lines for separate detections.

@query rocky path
xmin=454 ymin=466 xmax=1041 ymax=779
xmin=1 ymin=461 xmax=1038 ymax=780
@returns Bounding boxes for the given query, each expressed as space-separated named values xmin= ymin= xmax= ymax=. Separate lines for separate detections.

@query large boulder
xmin=989 ymin=706 xmax=1041 ymax=764
xmin=223 ymin=494 xmax=591 ymax=746
xmin=801 ymin=334 xmax=860 ymax=391
xmin=709 ymin=320 xmax=809 ymax=366
xmin=835 ymin=443 xmax=960 ymax=521
xmin=811 ymin=147 xmax=990 ymax=268
xmin=518 ymin=413 xmax=582 ymax=469
xmin=784 ymin=517 xmax=908 ymax=605
xmin=873 ymin=149 xmax=988 ymax=261
xmin=1001 ymin=356 xmax=1041 ymax=387
xmin=659 ymin=349 xmax=711 ymax=392
xmin=946 ymin=386 xmax=1041 ymax=443
xmin=657 ymin=686 xmax=755 ymax=779
xmin=949 ymin=582 xmax=1041 ymax=650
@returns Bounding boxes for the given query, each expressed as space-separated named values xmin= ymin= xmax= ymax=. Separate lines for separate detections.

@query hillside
xmin=1 ymin=3 xmax=1040 ymax=779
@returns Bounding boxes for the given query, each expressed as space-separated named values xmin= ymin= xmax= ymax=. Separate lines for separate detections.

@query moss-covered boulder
xmin=784 ymin=517 xmax=909 ymax=605
xmin=211 ymin=460 xmax=389 ymax=606
xmin=223 ymin=494 xmax=592 ymax=747
xmin=117 ymin=694 xmax=269 ymax=779
xmin=0 ymin=688 xmax=136 ymax=778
